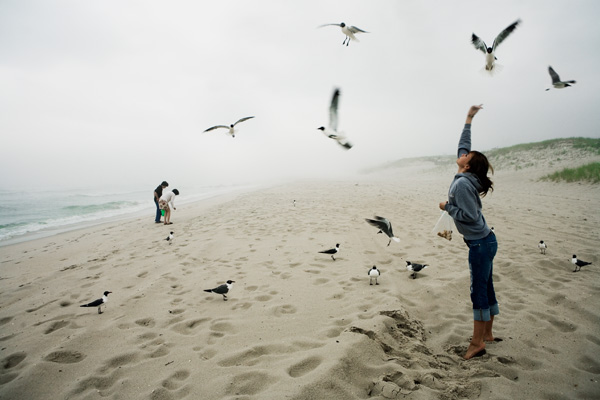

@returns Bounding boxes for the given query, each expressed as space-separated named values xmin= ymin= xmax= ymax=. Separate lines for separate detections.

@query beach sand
xmin=1 ymin=156 xmax=599 ymax=400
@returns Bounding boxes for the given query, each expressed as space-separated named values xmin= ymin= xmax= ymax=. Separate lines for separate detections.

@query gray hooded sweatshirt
xmin=444 ymin=124 xmax=492 ymax=241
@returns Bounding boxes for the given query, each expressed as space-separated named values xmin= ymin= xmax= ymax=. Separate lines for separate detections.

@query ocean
xmin=0 ymin=185 xmax=248 ymax=246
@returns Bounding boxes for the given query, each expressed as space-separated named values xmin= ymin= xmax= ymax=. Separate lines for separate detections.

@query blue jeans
xmin=154 ymin=198 xmax=161 ymax=222
xmin=465 ymin=232 xmax=498 ymax=321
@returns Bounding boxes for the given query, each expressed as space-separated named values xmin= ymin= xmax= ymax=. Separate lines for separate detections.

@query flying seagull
xmin=204 ymin=280 xmax=235 ymax=301
xmin=538 ymin=240 xmax=547 ymax=254
xmin=406 ymin=261 xmax=428 ymax=279
xmin=80 ymin=291 xmax=112 ymax=314
xmin=365 ymin=216 xmax=400 ymax=246
xmin=471 ymin=19 xmax=521 ymax=73
xmin=368 ymin=266 xmax=380 ymax=285
xmin=318 ymin=22 xmax=368 ymax=46
xmin=317 ymin=88 xmax=353 ymax=150
xmin=571 ymin=255 xmax=591 ymax=273
xmin=546 ymin=66 xmax=576 ymax=91
xmin=319 ymin=243 xmax=340 ymax=261
xmin=165 ymin=231 xmax=174 ymax=245
xmin=203 ymin=116 xmax=254 ymax=138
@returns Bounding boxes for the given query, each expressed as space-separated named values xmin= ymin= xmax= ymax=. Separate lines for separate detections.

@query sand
xmin=1 ymin=156 xmax=599 ymax=400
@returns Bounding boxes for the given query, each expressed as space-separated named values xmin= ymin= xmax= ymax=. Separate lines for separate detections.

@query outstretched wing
xmin=204 ymin=125 xmax=229 ymax=132
xmin=365 ymin=217 xmax=386 ymax=231
xmin=318 ymin=23 xmax=341 ymax=29
xmin=348 ymin=26 xmax=368 ymax=34
xmin=548 ymin=66 xmax=561 ymax=84
xmin=471 ymin=33 xmax=487 ymax=54
xmin=492 ymin=19 xmax=521 ymax=51
xmin=329 ymin=88 xmax=340 ymax=131
xmin=233 ymin=116 xmax=255 ymax=126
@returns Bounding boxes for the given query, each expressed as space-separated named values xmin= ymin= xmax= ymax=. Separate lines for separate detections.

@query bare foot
xmin=464 ymin=343 xmax=486 ymax=360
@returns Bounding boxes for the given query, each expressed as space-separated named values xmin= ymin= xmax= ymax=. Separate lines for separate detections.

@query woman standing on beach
xmin=439 ymin=105 xmax=498 ymax=360
xmin=159 ymin=188 xmax=179 ymax=225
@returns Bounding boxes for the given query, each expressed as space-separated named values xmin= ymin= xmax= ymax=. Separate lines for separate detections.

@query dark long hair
xmin=468 ymin=151 xmax=494 ymax=197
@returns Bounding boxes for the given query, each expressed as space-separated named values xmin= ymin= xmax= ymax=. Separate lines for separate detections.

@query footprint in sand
xmin=225 ymin=371 xmax=277 ymax=396
xmin=44 ymin=320 xmax=70 ymax=334
xmin=2 ymin=352 xmax=27 ymax=369
xmin=135 ymin=318 xmax=156 ymax=328
xmin=313 ymin=278 xmax=329 ymax=285
xmin=270 ymin=304 xmax=297 ymax=317
xmin=287 ymin=356 xmax=323 ymax=378
xmin=171 ymin=318 xmax=210 ymax=335
xmin=160 ymin=369 xmax=191 ymax=391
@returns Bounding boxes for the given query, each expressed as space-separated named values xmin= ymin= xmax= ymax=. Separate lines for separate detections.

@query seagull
xmin=318 ymin=22 xmax=368 ymax=46
xmin=165 ymin=231 xmax=174 ymax=244
xmin=204 ymin=280 xmax=235 ymax=301
xmin=406 ymin=261 xmax=428 ymax=279
xmin=368 ymin=266 xmax=380 ymax=285
xmin=365 ymin=216 xmax=400 ymax=246
xmin=317 ymin=88 xmax=353 ymax=150
xmin=80 ymin=291 xmax=112 ymax=314
xmin=546 ymin=66 xmax=576 ymax=91
xmin=538 ymin=240 xmax=547 ymax=255
xmin=203 ymin=116 xmax=254 ymax=138
xmin=471 ymin=19 xmax=521 ymax=73
xmin=319 ymin=244 xmax=340 ymax=261
xmin=571 ymin=255 xmax=591 ymax=273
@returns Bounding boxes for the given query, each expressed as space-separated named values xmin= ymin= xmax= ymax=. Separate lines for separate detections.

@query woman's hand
xmin=466 ymin=104 xmax=483 ymax=123
xmin=439 ymin=201 xmax=448 ymax=211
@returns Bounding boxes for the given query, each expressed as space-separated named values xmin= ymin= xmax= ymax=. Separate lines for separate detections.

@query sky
xmin=1 ymin=0 xmax=599 ymax=192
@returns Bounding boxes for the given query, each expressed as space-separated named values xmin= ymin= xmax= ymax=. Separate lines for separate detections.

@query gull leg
xmin=223 ymin=294 xmax=228 ymax=301
xmin=331 ymin=255 xmax=336 ymax=261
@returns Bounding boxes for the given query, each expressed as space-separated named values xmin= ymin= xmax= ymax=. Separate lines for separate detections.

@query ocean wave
xmin=61 ymin=201 xmax=141 ymax=214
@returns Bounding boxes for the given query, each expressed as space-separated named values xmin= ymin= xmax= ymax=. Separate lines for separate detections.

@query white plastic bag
xmin=432 ymin=211 xmax=455 ymax=241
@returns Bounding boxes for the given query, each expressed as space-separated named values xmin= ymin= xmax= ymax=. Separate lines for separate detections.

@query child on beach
xmin=154 ymin=181 xmax=169 ymax=223
xmin=159 ymin=188 xmax=179 ymax=225
xmin=439 ymin=105 xmax=499 ymax=360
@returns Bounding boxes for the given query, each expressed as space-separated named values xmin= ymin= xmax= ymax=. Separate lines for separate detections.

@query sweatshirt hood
xmin=455 ymin=172 xmax=483 ymax=191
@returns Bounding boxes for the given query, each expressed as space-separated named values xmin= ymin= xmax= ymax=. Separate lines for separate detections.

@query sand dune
xmin=1 ymin=154 xmax=599 ymax=399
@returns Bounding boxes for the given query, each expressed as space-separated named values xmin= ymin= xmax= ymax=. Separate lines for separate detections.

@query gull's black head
xmin=103 ymin=291 xmax=112 ymax=296
xmin=230 ymin=124 xmax=234 ymax=128
xmin=226 ymin=280 xmax=235 ymax=284
xmin=317 ymin=126 xmax=325 ymax=131
xmin=372 ymin=266 xmax=377 ymax=270
xmin=170 ymin=231 xmax=174 ymax=234
xmin=572 ymin=255 xmax=577 ymax=258
xmin=486 ymin=47 xmax=492 ymax=53
xmin=340 ymin=22 xmax=346 ymax=27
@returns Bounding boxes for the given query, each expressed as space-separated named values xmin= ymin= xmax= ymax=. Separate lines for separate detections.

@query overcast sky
xmin=1 ymin=0 xmax=599 ymax=191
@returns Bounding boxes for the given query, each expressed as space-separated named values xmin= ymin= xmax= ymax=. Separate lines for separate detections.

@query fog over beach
xmin=1 ymin=1 xmax=600 ymax=399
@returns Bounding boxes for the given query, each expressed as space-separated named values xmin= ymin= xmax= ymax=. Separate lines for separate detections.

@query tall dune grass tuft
xmin=541 ymin=162 xmax=600 ymax=183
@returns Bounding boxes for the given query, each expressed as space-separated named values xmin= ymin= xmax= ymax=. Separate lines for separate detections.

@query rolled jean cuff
xmin=473 ymin=303 xmax=499 ymax=322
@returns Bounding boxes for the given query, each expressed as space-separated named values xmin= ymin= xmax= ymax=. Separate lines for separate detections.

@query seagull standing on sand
xmin=319 ymin=244 xmax=340 ymax=261
xmin=368 ymin=266 xmax=380 ymax=285
xmin=546 ymin=66 xmax=576 ymax=91
xmin=204 ymin=280 xmax=235 ymax=301
xmin=165 ymin=231 xmax=174 ymax=245
xmin=317 ymin=88 xmax=353 ymax=150
xmin=365 ymin=216 xmax=400 ymax=246
xmin=318 ymin=22 xmax=368 ymax=46
xmin=80 ymin=291 xmax=112 ymax=314
xmin=203 ymin=117 xmax=254 ymax=138
xmin=538 ymin=240 xmax=547 ymax=254
xmin=471 ymin=19 xmax=521 ymax=73
xmin=406 ymin=261 xmax=428 ymax=279
xmin=571 ymin=255 xmax=591 ymax=272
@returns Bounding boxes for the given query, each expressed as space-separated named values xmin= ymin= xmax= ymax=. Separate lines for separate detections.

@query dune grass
xmin=487 ymin=137 xmax=600 ymax=158
xmin=541 ymin=162 xmax=600 ymax=183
